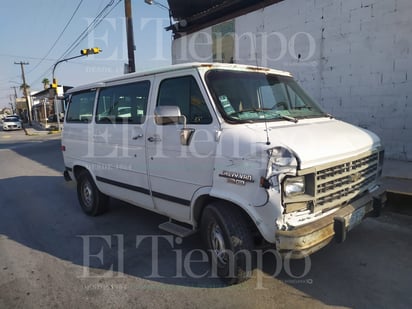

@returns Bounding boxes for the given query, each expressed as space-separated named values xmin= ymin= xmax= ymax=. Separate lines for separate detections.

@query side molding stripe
xmin=96 ymin=176 xmax=151 ymax=195
xmin=95 ymin=176 xmax=191 ymax=207
xmin=152 ymin=191 xmax=191 ymax=206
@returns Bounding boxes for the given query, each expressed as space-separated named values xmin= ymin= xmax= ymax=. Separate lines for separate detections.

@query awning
xmin=167 ymin=0 xmax=284 ymax=36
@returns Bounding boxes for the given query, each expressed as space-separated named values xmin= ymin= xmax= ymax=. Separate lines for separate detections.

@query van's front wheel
xmin=201 ymin=203 xmax=253 ymax=285
xmin=77 ymin=170 xmax=108 ymax=216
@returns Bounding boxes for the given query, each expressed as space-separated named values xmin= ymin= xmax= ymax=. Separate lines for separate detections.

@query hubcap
xmin=82 ymin=181 xmax=93 ymax=208
xmin=210 ymin=223 xmax=227 ymax=265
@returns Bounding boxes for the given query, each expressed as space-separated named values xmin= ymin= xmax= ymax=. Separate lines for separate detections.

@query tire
xmin=201 ymin=203 xmax=254 ymax=285
xmin=76 ymin=170 xmax=108 ymax=216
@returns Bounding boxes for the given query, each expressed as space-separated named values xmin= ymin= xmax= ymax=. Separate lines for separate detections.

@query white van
xmin=62 ymin=63 xmax=385 ymax=283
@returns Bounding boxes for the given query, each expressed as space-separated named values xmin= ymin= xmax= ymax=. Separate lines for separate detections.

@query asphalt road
xmin=0 ymin=130 xmax=411 ymax=308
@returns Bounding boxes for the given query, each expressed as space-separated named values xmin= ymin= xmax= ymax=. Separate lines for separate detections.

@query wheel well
xmin=73 ymin=165 xmax=89 ymax=181
xmin=193 ymin=196 xmax=262 ymax=245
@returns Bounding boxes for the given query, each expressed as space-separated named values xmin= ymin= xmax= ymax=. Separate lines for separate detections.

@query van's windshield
xmin=205 ymin=69 xmax=326 ymax=123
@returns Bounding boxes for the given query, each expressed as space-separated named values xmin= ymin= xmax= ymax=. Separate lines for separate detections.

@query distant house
xmin=15 ymin=97 xmax=29 ymax=121
xmin=31 ymin=86 xmax=72 ymax=125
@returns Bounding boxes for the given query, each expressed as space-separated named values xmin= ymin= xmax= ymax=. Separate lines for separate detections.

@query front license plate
xmin=348 ymin=207 xmax=366 ymax=230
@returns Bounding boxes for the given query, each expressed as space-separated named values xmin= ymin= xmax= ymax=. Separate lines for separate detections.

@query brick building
xmin=168 ymin=0 xmax=412 ymax=161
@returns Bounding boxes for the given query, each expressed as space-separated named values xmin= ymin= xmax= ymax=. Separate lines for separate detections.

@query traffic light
xmin=51 ymin=78 xmax=58 ymax=89
xmin=80 ymin=47 xmax=102 ymax=56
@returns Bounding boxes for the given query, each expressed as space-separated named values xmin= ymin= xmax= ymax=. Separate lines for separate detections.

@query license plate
xmin=348 ymin=207 xmax=366 ymax=231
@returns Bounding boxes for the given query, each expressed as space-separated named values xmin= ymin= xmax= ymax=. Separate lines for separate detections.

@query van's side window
xmin=96 ymin=81 xmax=150 ymax=124
xmin=157 ymin=76 xmax=212 ymax=124
xmin=66 ymin=90 xmax=96 ymax=123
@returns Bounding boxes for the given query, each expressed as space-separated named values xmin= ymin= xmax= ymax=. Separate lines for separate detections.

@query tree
xmin=42 ymin=78 xmax=50 ymax=89
xmin=20 ymin=83 xmax=30 ymax=97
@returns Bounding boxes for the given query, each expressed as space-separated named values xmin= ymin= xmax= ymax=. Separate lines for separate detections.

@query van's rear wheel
xmin=201 ymin=203 xmax=253 ymax=285
xmin=77 ymin=170 xmax=108 ymax=216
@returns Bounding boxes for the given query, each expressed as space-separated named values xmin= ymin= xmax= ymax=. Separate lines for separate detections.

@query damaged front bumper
xmin=275 ymin=187 xmax=387 ymax=259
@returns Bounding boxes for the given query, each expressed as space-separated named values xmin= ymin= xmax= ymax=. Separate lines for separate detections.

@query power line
xmin=59 ymin=0 xmax=117 ymax=60
xmin=27 ymin=0 xmax=84 ymax=75
xmin=0 ymin=54 xmax=57 ymax=62
xmin=67 ymin=0 xmax=122 ymax=57
xmin=29 ymin=0 xmax=121 ymax=88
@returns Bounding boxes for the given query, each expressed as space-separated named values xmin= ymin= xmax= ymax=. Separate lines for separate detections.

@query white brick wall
xmin=172 ymin=0 xmax=412 ymax=161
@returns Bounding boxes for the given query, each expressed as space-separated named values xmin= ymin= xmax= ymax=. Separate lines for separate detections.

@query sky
xmin=0 ymin=0 xmax=172 ymax=109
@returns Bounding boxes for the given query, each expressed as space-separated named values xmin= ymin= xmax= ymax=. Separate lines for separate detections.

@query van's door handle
xmin=147 ymin=136 xmax=161 ymax=142
xmin=132 ymin=134 xmax=143 ymax=140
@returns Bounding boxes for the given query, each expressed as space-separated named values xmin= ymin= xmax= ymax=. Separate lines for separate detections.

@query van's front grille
xmin=314 ymin=152 xmax=380 ymax=211
xmin=285 ymin=151 xmax=382 ymax=213
xmin=316 ymin=153 xmax=378 ymax=208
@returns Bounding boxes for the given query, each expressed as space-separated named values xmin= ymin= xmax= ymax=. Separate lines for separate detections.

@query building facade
xmin=170 ymin=0 xmax=412 ymax=161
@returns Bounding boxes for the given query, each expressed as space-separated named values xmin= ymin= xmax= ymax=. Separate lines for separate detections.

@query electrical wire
xmin=59 ymin=0 xmax=119 ymax=60
xmin=27 ymin=0 xmax=84 ymax=75
xmin=29 ymin=0 xmax=122 ymax=88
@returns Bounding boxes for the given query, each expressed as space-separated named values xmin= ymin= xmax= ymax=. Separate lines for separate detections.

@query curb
xmin=24 ymin=129 xmax=61 ymax=136
xmin=383 ymin=177 xmax=412 ymax=197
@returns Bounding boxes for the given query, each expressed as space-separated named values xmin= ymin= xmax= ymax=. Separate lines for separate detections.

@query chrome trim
xmin=284 ymin=149 xmax=383 ymax=213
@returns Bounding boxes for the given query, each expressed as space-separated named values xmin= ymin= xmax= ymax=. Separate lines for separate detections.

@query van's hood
xmin=247 ymin=118 xmax=381 ymax=169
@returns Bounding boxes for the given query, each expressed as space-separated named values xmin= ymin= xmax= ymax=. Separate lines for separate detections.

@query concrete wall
xmin=172 ymin=0 xmax=412 ymax=161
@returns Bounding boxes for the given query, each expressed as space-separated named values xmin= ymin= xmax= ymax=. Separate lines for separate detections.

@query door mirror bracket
xmin=154 ymin=105 xmax=195 ymax=146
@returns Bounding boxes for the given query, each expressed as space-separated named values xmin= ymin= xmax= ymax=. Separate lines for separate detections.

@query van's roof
xmin=66 ymin=62 xmax=292 ymax=94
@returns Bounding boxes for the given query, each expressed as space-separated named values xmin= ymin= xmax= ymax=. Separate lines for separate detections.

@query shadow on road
xmin=0 ymin=174 xmax=224 ymax=287
xmin=1 ymin=138 xmax=411 ymax=308
xmin=0 ymin=137 xmax=63 ymax=176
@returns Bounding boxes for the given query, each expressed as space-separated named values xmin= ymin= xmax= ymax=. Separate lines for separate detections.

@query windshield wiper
xmin=230 ymin=108 xmax=299 ymax=123
xmin=229 ymin=108 xmax=264 ymax=117
xmin=277 ymin=114 xmax=298 ymax=123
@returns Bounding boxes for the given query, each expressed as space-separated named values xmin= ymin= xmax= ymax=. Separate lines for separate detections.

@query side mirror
xmin=154 ymin=105 xmax=195 ymax=146
xmin=154 ymin=106 xmax=185 ymax=125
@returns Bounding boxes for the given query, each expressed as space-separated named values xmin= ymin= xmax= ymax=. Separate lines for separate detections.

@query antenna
xmin=253 ymin=33 xmax=260 ymax=68
xmin=256 ymin=82 xmax=271 ymax=146
xmin=253 ymin=33 xmax=270 ymax=145
xmin=264 ymin=115 xmax=271 ymax=145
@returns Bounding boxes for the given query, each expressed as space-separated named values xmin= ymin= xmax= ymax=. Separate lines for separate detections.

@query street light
xmin=144 ymin=0 xmax=169 ymax=11
xmin=144 ymin=0 xmax=173 ymax=26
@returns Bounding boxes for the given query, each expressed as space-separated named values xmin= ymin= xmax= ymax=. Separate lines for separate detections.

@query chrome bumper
xmin=275 ymin=187 xmax=386 ymax=259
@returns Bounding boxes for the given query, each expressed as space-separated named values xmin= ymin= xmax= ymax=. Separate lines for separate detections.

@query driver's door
xmin=145 ymin=73 xmax=218 ymax=222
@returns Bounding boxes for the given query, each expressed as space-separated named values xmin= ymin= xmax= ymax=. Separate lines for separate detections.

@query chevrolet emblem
xmin=350 ymin=172 xmax=362 ymax=182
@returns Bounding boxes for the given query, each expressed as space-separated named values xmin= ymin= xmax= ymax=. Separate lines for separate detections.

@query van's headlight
xmin=284 ymin=176 xmax=305 ymax=196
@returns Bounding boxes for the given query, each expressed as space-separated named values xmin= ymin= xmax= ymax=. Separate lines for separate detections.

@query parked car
xmin=2 ymin=116 xmax=22 ymax=131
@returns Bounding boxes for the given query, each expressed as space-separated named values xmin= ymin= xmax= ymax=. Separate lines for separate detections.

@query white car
xmin=2 ymin=116 xmax=22 ymax=131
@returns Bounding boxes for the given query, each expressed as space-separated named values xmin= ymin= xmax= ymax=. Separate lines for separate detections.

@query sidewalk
xmin=24 ymin=121 xmax=61 ymax=136
xmin=383 ymin=159 xmax=412 ymax=196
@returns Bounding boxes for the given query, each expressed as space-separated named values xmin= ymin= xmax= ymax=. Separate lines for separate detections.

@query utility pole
xmin=10 ymin=86 xmax=18 ymax=114
xmin=9 ymin=95 xmax=15 ymax=114
xmin=11 ymin=86 xmax=18 ymax=99
xmin=124 ymin=0 xmax=136 ymax=73
xmin=14 ymin=61 xmax=32 ymax=126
